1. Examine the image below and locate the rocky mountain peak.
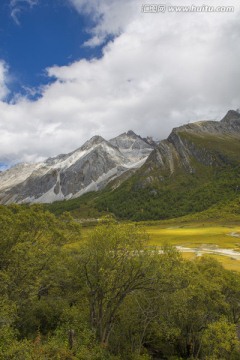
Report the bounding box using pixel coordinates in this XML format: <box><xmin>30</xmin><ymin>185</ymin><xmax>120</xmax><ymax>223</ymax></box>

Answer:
<box><xmin>221</xmin><ymin>109</ymin><xmax>240</xmax><ymax>123</ymax></box>
<box><xmin>81</xmin><ymin>135</ymin><xmax>106</xmax><ymax>150</ymax></box>
<box><xmin>126</xmin><ymin>130</ymin><xmax>138</xmax><ymax>137</ymax></box>
<box><xmin>0</xmin><ymin>130</ymin><xmax>154</xmax><ymax>204</ymax></box>
<box><xmin>167</xmin><ymin>109</ymin><xmax>240</xmax><ymax>140</ymax></box>
<box><xmin>4</xmin><ymin>107</ymin><xmax>239</xmax><ymax>206</ymax></box>
<box><xmin>142</xmin><ymin>136</ymin><xmax>158</xmax><ymax>148</ymax></box>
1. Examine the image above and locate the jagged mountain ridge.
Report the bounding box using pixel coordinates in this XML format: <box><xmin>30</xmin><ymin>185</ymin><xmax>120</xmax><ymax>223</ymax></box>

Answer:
<box><xmin>1</xmin><ymin>109</ymin><xmax>240</xmax><ymax>212</ymax></box>
<box><xmin>0</xmin><ymin>131</ymin><xmax>154</xmax><ymax>204</ymax></box>
<box><xmin>143</xmin><ymin>109</ymin><xmax>240</xmax><ymax>179</ymax></box>
<box><xmin>90</xmin><ymin>109</ymin><xmax>240</xmax><ymax>221</ymax></box>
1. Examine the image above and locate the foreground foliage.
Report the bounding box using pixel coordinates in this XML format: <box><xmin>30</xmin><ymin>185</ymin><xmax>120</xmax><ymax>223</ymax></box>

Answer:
<box><xmin>1</xmin><ymin>206</ymin><xmax>240</xmax><ymax>359</ymax></box>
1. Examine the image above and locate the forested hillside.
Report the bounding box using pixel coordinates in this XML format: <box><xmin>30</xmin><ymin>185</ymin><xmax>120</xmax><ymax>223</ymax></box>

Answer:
<box><xmin>1</xmin><ymin>205</ymin><xmax>240</xmax><ymax>359</ymax></box>
<box><xmin>46</xmin><ymin>111</ymin><xmax>240</xmax><ymax>221</ymax></box>
<box><xmin>96</xmin><ymin>165</ymin><xmax>240</xmax><ymax>221</ymax></box>
<box><xmin>95</xmin><ymin>111</ymin><xmax>240</xmax><ymax>221</ymax></box>
<box><xmin>46</xmin><ymin>164</ymin><xmax>240</xmax><ymax>221</ymax></box>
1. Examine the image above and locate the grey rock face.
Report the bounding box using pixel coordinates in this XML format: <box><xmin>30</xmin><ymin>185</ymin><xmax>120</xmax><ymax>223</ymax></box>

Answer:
<box><xmin>0</xmin><ymin>131</ymin><xmax>153</xmax><ymax>204</ymax></box>
<box><xmin>143</xmin><ymin>109</ymin><xmax>240</xmax><ymax>177</ymax></box>
<box><xmin>1</xmin><ymin>110</ymin><xmax>239</xmax><ymax>204</ymax></box>
<box><xmin>109</xmin><ymin>131</ymin><xmax>154</xmax><ymax>162</ymax></box>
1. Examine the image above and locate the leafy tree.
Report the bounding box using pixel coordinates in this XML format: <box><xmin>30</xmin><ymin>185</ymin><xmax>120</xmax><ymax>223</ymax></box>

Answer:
<box><xmin>79</xmin><ymin>219</ymin><xmax>154</xmax><ymax>346</ymax></box>
<box><xmin>0</xmin><ymin>205</ymin><xmax>82</xmax><ymax>338</ymax></box>
<box><xmin>202</xmin><ymin>317</ymin><xmax>240</xmax><ymax>359</ymax></box>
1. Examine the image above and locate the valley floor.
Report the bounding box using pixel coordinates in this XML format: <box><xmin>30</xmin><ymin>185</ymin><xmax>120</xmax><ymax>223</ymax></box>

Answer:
<box><xmin>145</xmin><ymin>222</ymin><xmax>240</xmax><ymax>272</ymax></box>
<box><xmin>79</xmin><ymin>221</ymin><xmax>240</xmax><ymax>272</ymax></box>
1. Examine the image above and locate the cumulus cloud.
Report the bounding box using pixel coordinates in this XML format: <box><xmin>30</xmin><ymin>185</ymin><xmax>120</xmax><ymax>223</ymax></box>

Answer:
<box><xmin>68</xmin><ymin>0</ymin><xmax>136</xmax><ymax>46</ymax></box>
<box><xmin>1</xmin><ymin>0</ymin><xmax>240</xmax><ymax>164</ymax></box>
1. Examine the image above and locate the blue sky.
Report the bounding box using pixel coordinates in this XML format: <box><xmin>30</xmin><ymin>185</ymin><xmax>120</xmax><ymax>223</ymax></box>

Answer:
<box><xmin>0</xmin><ymin>0</ymin><xmax>240</xmax><ymax>170</ymax></box>
<box><xmin>0</xmin><ymin>0</ymin><xmax>103</xmax><ymax>100</ymax></box>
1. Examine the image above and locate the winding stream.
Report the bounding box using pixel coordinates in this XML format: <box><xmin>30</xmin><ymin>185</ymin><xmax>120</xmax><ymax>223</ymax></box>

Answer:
<box><xmin>176</xmin><ymin>245</ymin><xmax>240</xmax><ymax>260</ymax></box>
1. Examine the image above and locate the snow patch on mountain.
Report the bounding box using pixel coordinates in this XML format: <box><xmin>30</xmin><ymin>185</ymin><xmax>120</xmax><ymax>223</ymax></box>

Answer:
<box><xmin>110</xmin><ymin>131</ymin><xmax>153</xmax><ymax>162</ymax></box>
<box><xmin>0</xmin><ymin>162</ymin><xmax>43</xmax><ymax>191</ymax></box>
<box><xmin>0</xmin><ymin>131</ymin><xmax>154</xmax><ymax>204</ymax></box>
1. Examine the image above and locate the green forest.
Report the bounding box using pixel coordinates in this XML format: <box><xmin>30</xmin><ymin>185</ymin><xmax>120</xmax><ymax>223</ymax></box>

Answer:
<box><xmin>95</xmin><ymin>165</ymin><xmax>240</xmax><ymax>221</ymax></box>
<box><xmin>1</xmin><ymin>205</ymin><xmax>240</xmax><ymax>359</ymax></box>
<box><xmin>46</xmin><ymin>165</ymin><xmax>240</xmax><ymax>222</ymax></box>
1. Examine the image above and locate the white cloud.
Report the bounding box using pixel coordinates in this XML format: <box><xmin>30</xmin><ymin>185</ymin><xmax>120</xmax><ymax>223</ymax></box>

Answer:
<box><xmin>10</xmin><ymin>0</ymin><xmax>38</xmax><ymax>25</ymax></box>
<box><xmin>68</xmin><ymin>0</ymin><xmax>136</xmax><ymax>46</ymax></box>
<box><xmin>1</xmin><ymin>0</ymin><xmax>240</xmax><ymax>164</ymax></box>
<box><xmin>0</xmin><ymin>61</ymin><xmax>10</xmax><ymax>101</ymax></box>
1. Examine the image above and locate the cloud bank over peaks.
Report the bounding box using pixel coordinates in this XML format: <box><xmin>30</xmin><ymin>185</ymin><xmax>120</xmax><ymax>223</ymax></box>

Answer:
<box><xmin>0</xmin><ymin>0</ymin><xmax>240</xmax><ymax>166</ymax></box>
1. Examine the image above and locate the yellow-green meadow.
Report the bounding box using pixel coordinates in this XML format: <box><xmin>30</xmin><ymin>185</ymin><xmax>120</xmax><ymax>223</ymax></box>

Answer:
<box><xmin>77</xmin><ymin>221</ymin><xmax>240</xmax><ymax>271</ymax></box>
<box><xmin>146</xmin><ymin>223</ymin><xmax>240</xmax><ymax>249</ymax></box>
<box><xmin>145</xmin><ymin>222</ymin><xmax>240</xmax><ymax>271</ymax></box>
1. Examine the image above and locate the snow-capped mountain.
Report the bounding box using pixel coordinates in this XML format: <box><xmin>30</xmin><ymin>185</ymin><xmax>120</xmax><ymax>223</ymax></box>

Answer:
<box><xmin>109</xmin><ymin>130</ymin><xmax>156</xmax><ymax>162</ymax></box>
<box><xmin>0</xmin><ymin>131</ymin><xmax>154</xmax><ymax>204</ymax></box>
